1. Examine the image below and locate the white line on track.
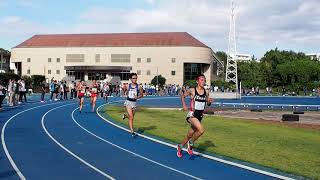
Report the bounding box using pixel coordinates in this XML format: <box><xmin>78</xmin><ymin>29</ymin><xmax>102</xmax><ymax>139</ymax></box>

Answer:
<box><xmin>71</xmin><ymin>103</ymin><xmax>203</xmax><ymax>180</ymax></box>
<box><xmin>41</xmin><ymin>103</ymin><xmax>116</xmax><ymax>180</ymax></box>
<box><xmin>96</xmin><ymin>99</ymin><xmax>295</xmax><ymax>180</ymax></box>
<box><xmin>1</xmin><ymin>101</ymin><xmax>68</xmax><ymax>180</ymax></box>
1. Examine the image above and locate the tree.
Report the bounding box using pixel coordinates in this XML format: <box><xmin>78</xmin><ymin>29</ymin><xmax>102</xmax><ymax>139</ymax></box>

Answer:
<box><xmin>0</xmin><ymin>73</ymin><xmax>20</xmax><ymax>86</ymax></box>
<box><xmin>31</xmin><ymin>75</ymin><xmax>45</xmax><ymax>86</ymax></box>
<box><xmin>22</xmin><ymin>75</ymin><xmax>32</xmax><ymax>87</ymax></box>
<box><xmin>184</xmin><ymin>80</ymin><xmax>197</xmax><ymax>88</ymax></box>
<box><xmin>151</xmin><ymin>75</ymin><xmax>166</xmax><ymax>87</ymax></box>
<box><xmin>215</xmin><ymin>51</ymin><xmax>228</xmax><ymax>70</ymax></box>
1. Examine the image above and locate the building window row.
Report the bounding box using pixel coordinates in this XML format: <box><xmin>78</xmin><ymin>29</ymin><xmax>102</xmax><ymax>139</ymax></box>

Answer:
<box><xmin>135</xmin><ymin>70</ymin><xmax>176</xmax><ymax>76</ymax></box>
<box><xmin>136</xmin><ymin>57</ymin><xmax>176</xmax><ymax>63</ymax></box>
<box><xmin>111</xmin><ymin>54</ymin><xmax>130</xmax><ymax>63</ymax></box>
<box><xmin>47</xmin><ymin>69</ymin><xmax>60</xmax><ymax>75</ymax></box>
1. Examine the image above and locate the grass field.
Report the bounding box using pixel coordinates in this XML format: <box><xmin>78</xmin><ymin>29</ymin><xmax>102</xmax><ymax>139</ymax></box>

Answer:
<box><xmin>102</xmin><ymin>106</ymin><xmax>320</xmax><ymax>179</ymax></box>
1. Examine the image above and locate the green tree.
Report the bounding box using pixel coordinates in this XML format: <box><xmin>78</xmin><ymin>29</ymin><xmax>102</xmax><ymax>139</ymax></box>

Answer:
<box><xmin>151</xmin><ymin>75</ymin><xmax>166</xmax><ymax>87</ymax></box>
<box><xmin>184</xmin><ymin>80</ymin><xmax>197</xmax><ymax>88</ymax></box>
<box><xmin>31</xmin><ymin>75</ymin><xmax>45</xmax><ymax>86</ymax></box>
<box><xmin>0</xmin><ymin>73</ymin><xmax>20</xmax><ymax>85</ymax></box>
<box><xmin>22</xmin><ymin>75</ymin><xmax>32</xmax><ymax>87</ymax></box>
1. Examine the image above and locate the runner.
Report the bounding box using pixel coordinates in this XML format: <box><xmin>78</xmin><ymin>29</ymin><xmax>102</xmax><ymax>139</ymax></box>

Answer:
<box><xmin>90</xmin><ymin>79</ymin><xmax>99</xmax><ymax>112</ymax></box>
<box><xmin>122</xmin><ymin>73</ymin><xmax>144</xmax><ymax>136</ymax></box>
<box><xmin>176</xmin><ymin>74</ymin><xmax>213</xmax><ymax>158</ymax></box>
<box><xmin>77</xmin><ymin>81</ymin><xmax>86</xmax><ymax>113</ymax></box>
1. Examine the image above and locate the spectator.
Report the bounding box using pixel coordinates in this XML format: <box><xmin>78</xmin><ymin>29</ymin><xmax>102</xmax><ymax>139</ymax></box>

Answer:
<box><xmin>40</xmin><ymin>81</ymin><xmax>46</xmax><ymax>102</ymax></box>
<box><xmin>0</xmin><ymin>80</ymin><xmax>6</xmax><ymax>111</ymax></box>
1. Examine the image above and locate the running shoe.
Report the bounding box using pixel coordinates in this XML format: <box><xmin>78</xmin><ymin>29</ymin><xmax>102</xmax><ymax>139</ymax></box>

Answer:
<box><xmin>176</xmin><ymin>144</ymin><xmax>183</xmax><ymax>158</ymax></box>
<box><xmin>122</xmin><ymin>113</ymin><xmax>126</xmax><ymax>120</ymax></box>
<box><xmin>131</xmin><ymin>131</ymin><xmax>137</xmax><ymax>137</ymax></box>
<box><xmin>187</xmin><ymin>141</ymin><xmax>193</xmax><ymax>155</ymax></box>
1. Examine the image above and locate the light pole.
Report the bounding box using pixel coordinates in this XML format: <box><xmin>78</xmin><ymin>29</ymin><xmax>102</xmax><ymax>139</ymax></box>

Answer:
<box><xmin>156</xmin><ymin>66</ymin><xmax>159</xmax><ymax>95</ymax></box>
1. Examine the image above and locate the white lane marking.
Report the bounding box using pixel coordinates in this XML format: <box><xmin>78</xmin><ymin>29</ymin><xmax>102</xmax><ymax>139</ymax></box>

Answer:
<box><xmin>1</xmin><ymin>101</ymin><xmax>67</xmax><ymax>180</ymax></box>
<box><xmin>96</xmin><ymin>102</ymin><xmax>296</xmax><ymax>180</ymax></box>
<box><xmin>72</xmin><ymin>105</ymin><xmax>203</xmax><ymax>180</ymax></box>
<box><xmin>41</xmin><ymin>103</ymin><xmax>116</xmax><ymax>180</ymax></box>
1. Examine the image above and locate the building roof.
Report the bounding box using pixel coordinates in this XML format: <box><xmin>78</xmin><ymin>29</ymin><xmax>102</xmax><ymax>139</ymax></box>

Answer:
<box><xmin>15</xmin><ymin>32</ymin><xmax>209</xmax><ymax>48</ymax></box>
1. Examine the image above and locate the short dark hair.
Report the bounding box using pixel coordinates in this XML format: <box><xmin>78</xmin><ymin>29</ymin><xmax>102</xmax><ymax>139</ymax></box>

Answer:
<box><xmin>130</xmin><ymin>73</ymin><xmax>138</xmax><ymax>79</ymax></box>
<box><xmin>195</xmin><ymin>74</ymin><xmax>205</xmax><ymax>81</ymax></box>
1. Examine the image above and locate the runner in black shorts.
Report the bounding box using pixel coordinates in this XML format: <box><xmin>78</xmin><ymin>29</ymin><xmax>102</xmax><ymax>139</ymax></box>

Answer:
<box><xmin>176</xmin><ymin>74</ymin><xmax>213</xmax><ymax>158</ymax></box>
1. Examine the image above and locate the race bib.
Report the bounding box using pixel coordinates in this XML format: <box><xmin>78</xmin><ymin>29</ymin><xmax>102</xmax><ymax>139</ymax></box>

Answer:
<box><xmin>195</xmin><ymin>101</ymin><xmax>205</xmax><ymax>110</ymax></box>
<box><xmin>80</xmin><ymin>90</ymin><xmax>85</xmax><ymax>93</ymax></box>
<box><xmin>128</xmin><ymin>90</ymin><xmax>137</xmax><ymax>99</ymax></box>
<box><xmin>92</xmin><ymin>88</ymin><xmax>97</xmax><ymax>93</ymax></box>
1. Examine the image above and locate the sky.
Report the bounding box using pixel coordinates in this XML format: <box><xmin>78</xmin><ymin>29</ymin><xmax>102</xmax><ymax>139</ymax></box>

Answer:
<box><xmin>0</xmin><ymin>0</ymin><xmax>319</xmax><ymax>59</ymax></box>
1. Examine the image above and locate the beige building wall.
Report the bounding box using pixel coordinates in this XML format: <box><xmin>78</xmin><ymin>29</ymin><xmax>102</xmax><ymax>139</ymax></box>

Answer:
<box><xmin>10</xmin><ymin>46</ymin><xmax>214</xmax><ymax>85</ymax></box>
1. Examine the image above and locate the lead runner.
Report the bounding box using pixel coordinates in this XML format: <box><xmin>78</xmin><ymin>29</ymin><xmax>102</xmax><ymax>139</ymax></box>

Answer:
<box><xmin>176</xmin><ymin>74</ymin><xmax>213</xmax><ymax>158</ymax></box>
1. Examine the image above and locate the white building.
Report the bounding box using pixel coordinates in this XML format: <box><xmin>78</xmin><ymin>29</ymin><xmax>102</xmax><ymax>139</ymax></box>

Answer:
<box><xmin>306</xmin><ymin>53</ymin><xmax>320</xmax><ymax>61</ymax></box>
<box><xmin>236</xmin><ymin>53</ymin><xmax>252</xmax><ymax>62</ymax></box>
<box><xmin>10</xmin><ymin>32</ymin><xmax>220</xmax><ymax>85</ymax></box>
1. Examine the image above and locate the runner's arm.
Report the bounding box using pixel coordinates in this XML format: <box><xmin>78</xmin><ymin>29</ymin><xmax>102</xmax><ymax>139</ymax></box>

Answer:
<box><xmin>206</xmin><ymin>89</ymin><xmax>213</xmax><ymax>106</ymax></box>
<box><xmin>181</xmin><ymin>88</ymin><xmax>193</xmax><ymax>111</ymax></box>
<box><xmin>136</xmin><ymin>86</ymin><xmax>144</xmax><ymax>99</ymax></box>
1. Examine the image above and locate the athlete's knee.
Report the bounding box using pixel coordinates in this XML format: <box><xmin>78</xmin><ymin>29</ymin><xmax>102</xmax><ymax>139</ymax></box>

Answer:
<box><xmin>199</xmin><ymin>128</ymin><xmax>205</xmax><ymax>135</ymax></box>
<box><xmin>128</xmin><ymin>115</ymin><xmax>134</xmax><ymax>120</ymax></box>
<box><xmin>187</xmin><ymin>132</ymin><xmax>193</xmax><ymax>138</ymax></box>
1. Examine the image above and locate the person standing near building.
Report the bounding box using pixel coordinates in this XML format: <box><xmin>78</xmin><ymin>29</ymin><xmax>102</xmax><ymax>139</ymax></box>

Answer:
<box><xmin>7</xmin><ymin>79</ymin><xmax>13</xmax><ymax>106</ymax></box>
<box><xmin>100</xmin><ymin>81</ymin><xmax>104</xmax><ymax>98</ymax></box>
<box><xmin>63</xmin><ymin>81</ymin><xmax>68</xmax><ymax>100</ymax></box>
<box><xmin>69</xmin><ymin>81</ymin><xmax>74</xmax><ymax>99</ymax></box>
<box><xmin>20</xmin><ymin>79</ymin><xmax>27</xmax><ymax>103</ymax></box>
<box><xmin>40</xmin><ymin>80</ymin><xmax>46</xmax><ymax>103</ymax></box>
<box><xmin>49</xmin><ymin>80</ymin><xmax>55</xmax><ymax>101</ymax></box>
<box><xmin>122</xmin><ymin>73</ymin><xmax>144</xmax><ymax>136</ymax></box>
<box><xmin>14</xmin><ymin>80</ymin><xmax>19</xmax><ymax>105</ymax></box>
<box><xmin>103</xmin><ymin>82</ymin><xmax>110</xmax><ymax>103</ymax></box>
<box><xmin>0</xmin><ymin>80</ymin><xmax>6</xmax><ymax>111</ymax></box>
<box><xmin>176</xmin><ymin>74</ymin><xmax>213</xmax><ymax>158</ymax></box>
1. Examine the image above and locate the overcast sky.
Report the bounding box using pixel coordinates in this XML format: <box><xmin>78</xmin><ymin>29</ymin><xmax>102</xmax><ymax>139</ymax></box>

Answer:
<box><xmin>0</xmin><ymin>0</ymin><xmax>319</xmax><ymax>58</ymax></box>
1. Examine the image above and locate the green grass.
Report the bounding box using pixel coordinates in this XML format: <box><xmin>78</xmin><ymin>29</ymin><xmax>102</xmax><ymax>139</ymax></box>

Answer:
<box><xmin>103</xmin><ymin>106</ymin><xmax>320</xmax><ymax>179</ymax></box>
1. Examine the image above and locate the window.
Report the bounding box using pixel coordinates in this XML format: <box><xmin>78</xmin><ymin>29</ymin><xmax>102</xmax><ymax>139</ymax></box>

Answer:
<box><xmin>111</xmin><ymin>54</ymin><xmax>130</xmax><ymax>63</ymax></box>
<box><xmin>48</xmin><ymin>58</ymin><xmax>52</xmax><ymax>62</ymax></box>
<box><xmin>137</xmin><ymin>58</ymin><xmax>141</xmax><ymax>63</ymax></box>
<box><xmin>147</xmin><ymin>58</ymin><xmax>151</xmax><ymax>63</ymax></box>
<box><xmin>172</xmin><ymin>58</ymin><xmax>176</xmax><ymax>63</ymax></box>
<box><xmin>48</xmin><ymin>70</ymin><xmax>51</xmax><ymax>74</ymax></box>
<box><xmin>27</xmin><ymin>58</ymin><xmax>31</xmax><ymax>62</ymax></box>
<box><xmin>66</xmin><ymin>54</ymin><xmax>85</xmax><ymax>62</ymax></box>
<box><xmin>27</xmin><ymin>69</ymin><xmax>30</xmax><ymax>74</ymax></box>
<box><xmin>171</xmin><ymin>70</ymin><xmax>176</xmax><ymax>76</ymax></box>
<box><xmin>95</xmin><ymin>54</ymin><xmax>100</xmax><ymax>63</ymax></box>
<box><xmin>146</xmin><ymin>70</ymin><xmax>151</xmax><ymax>75</ymax></box>
<box><xmin>57</xmin><ymin>58</ymin><xmax>60</xmax><ymax>63</ymax></box>
<box><xmin>56</xmin><ymin>70</ymin><xmax>60</xmax><ymax>74</ymax></box>
<box><xmin>137</xmin><ymin>70</ymin><xmax>141</xmax><ymax>75</ymax></box>
<box><xmin>184</xmin><ymin>63</ymin><xmax>203</xmax><ymax>81</ymax></box>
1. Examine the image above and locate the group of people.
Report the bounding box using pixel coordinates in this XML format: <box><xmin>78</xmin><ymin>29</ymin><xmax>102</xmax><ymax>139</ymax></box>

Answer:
<box><xmin>0</xmin><ymin>79</ymin><xmax>27</xmax><ymax>109</ymax></box>
<box><xmin>120</xmin><ymin>73</ymin><xmax>213</xmax><ymax>158</ymax></box>
<box><xmin>0</xmin><ymin>73</ymin><xmax>213</xmax><ymax>159</ymax></box>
